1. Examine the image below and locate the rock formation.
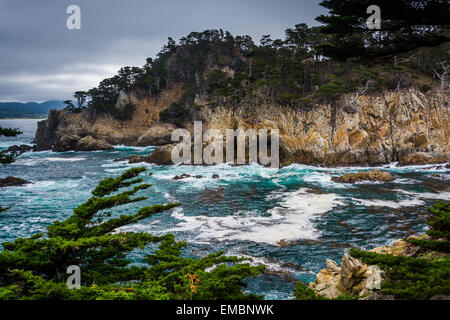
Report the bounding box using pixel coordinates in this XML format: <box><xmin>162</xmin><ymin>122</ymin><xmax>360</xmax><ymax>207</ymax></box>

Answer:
<box><xmin>309</xmin><ymin>234</ymin><xmax>441</xmax><ymax>299</ymax></box>
<box><xmin>34</xmin><ymin>88</ymin><xmax>449</xmax><ymax>166</ymax></box>
<box><xmin>0</xmin><ymin>176</ymin><xmax>30</xmax><ymax>188</ymax></box>
<box><xmin>4</xmin><ymin>144</ymin><xmax>33</xmax><ymax>156</ymax></box>
<box><xmin>33</xmin><ymin>85</ymin><xmax>184</xmax><ymax>152</ymax></box>
<box><xmin>309</xmin><ymin>254</ymin><xmax>383</xmax><ymax>299</ymax></box>
<box><xmin>331</xmin><ymin>170</ymin><xmax>395</xmax><ymax>183</ymax></box>
<box><xmin>75</xmin><ymin>136</ymin><xmax>113</xmax><ymax>151</ymax></box>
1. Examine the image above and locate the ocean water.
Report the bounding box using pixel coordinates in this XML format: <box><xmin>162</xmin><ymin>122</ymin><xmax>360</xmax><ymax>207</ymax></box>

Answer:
<box><xmin>1</xmin><ymin>119</ymin><xmax>449</xmax><ymax>299</ymax></box>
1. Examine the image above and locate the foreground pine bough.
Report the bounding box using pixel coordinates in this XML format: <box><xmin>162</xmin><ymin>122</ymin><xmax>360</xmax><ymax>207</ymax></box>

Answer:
<box><xmin>0</xmin><ymin>167</ymin><xmax>264</xmax><ymax>300</ymax></box>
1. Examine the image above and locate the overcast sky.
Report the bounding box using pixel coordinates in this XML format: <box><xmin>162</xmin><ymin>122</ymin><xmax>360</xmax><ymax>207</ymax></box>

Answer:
<box><xmin>0</xmin><ymin>0</ymin><xmax>325</xmax><ymax>102</ymax></box>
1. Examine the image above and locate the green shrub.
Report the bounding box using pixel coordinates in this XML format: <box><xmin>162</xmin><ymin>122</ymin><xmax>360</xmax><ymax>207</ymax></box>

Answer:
<box><xmin>349</xmin><ymin>248</ymin><xmax>450</xmax><ymax>300</ymax></box>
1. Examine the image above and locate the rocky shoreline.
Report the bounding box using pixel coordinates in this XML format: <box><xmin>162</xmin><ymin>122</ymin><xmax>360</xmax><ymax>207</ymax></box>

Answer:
<box><xmin>29</xmin><ymin>88</ymin><xmax>449</xmax><ymax>167</ymax></box>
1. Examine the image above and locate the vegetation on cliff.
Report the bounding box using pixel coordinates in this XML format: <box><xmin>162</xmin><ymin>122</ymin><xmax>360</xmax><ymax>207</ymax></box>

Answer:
<box><xmin>0</xmin><ymin>167</ymin><xmax>264</xmax><ymax>299</ymax></box>
<box><xmin>61</xmin><ymin>1</ymin><xmax>449</xmax><ymax>124</ymax></box>
<box><xmin>316</xmin><ymin>0</ymin><xmax>449</xmax><ymax>59</ymax></box>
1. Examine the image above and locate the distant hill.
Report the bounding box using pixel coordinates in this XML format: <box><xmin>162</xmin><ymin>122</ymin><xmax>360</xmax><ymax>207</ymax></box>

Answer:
<box><xmin>0</xmin><ymin>100</ymin><xmax>66</xmax><ymax>119</ymax></box>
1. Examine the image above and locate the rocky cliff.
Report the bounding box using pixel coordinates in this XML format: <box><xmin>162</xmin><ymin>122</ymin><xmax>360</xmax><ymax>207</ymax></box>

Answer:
<box><xmin>34</xmin><ymin>84</ymin><xmax>184</xmax><ymax>151</ymax></box>
<box><xmin>204</xmin><ymin>88</ymin><xmax>449</xmax><ymax>166</ymax></box>
<box><xmin>34</xmin><ymin>87</ymin><xmax>449</xmax><ymax>166</ymax></box>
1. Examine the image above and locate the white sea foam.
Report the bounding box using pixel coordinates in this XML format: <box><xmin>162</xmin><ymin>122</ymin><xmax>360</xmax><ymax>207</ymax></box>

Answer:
<box><xmin>303</xmin><ymin>173</ymin><xmax>349</xmax><ymax>188</ymax></box>
<box><xmin>357</xmin><ymin>198</ymin><xmax>426</xmax><ymax>209</ymax></box>
<box><xmin>162</xmin><ymin>188</ymin><xmax>344</xmax><ymax>245</ymax></box>
<box><xmin>353</xmin><ymin>189</ymin><xmax>450</xmax><ymax>208</ymax></box>
<box><xmin>113</xmin><ymin>145</ymin><xmax>156</xmax><ymax>152</ymax></box>
<box><xmin>394</xmin><ymin>189</ymin><xmax>450</xmax><ymax>201</ymax></box>
<box><xmin>43</xmin><ymin>157</ymin><xmax>86</xmax><ymax>162</ymax></box>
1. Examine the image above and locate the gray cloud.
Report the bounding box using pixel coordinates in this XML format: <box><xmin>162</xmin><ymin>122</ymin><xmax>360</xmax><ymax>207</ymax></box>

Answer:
<box><xmin>0</xmin><ymin>0</ymin><xmax>324</xmax><ymax>102</ymax></box>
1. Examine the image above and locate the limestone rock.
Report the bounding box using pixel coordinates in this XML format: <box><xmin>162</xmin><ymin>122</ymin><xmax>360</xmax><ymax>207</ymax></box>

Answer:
<box><xmin>137</xmin><ymin>124</ymin><xmax>176</xmax><ymax>146</ymax></box>
<box><xmin>147</xmin><ymin>144</ymin><xmax>176</xmax><ymax>165</ymax></box>
<box><xmin>33</xmin><ymin>88</ymin><xmax>449</xmax><ymax>166</ymax></box>
<box><xmin>340</xmin><ymin>254</ymin><xmax>367</xmax><ymax>291</ymax></box>
<box><xmin>310</xmin><ymin>254</ymin><xmax>384</xmax><ymax>299</ymax></box>
<box><xmin>53</xmin><ymin>134</ymin><xmax>81</xmax><ymax>152</ymax></box>
<box><xmin>326</xmin><ymin>259</ymin><xmax>341</xmax><ymax>275</ymax></box>
<box><xmin>331</xmin><ymin>170</ymin><xmax>395</xmax><ymax>183</ymax></box>
<box><xmin>75</xmin><ymin>136</ymin><xmax>113</xmax><ymax>151</ymax></box>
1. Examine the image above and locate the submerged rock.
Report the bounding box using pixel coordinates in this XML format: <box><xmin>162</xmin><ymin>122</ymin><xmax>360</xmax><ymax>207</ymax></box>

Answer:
<box><xmin>0</xmin><ymin>176</ymin><xmax>30</xmax><ymax>188</ymax></box>
<box><xmin>331</xmin><ymin>170</ymin><xmax>395</xmax><ymax>183</ymax></box>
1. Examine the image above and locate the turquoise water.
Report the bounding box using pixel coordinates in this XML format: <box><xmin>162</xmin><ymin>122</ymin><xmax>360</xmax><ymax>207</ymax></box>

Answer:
<box><xmin>1</xmin><ymin>119</ymin><xmax>449</xmax><ymax>299</ymax></box>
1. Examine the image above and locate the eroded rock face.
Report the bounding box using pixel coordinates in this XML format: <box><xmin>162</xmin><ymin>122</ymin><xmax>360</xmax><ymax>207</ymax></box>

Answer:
<box><xmin>34</xmin><ymin>88</ymin><xmax>449</xmax><ymax>165</ymax></box>
<box><xmin>309</xmin><ymin>254</ymin><xmax>383</xmax><ymax>299</ymax></box>
<box><xmin>75</xmin><ymin>136</ymin><xmax>113</xmax><ymax>151</ymax></box>
<box><xmin>0</xmin><ymin>176</ymin><xmax>29</xmax><ymax>188</ymax></box>
<box><xmin>33</xmin><ymin>84</ymin><xmax>185</xmax><ymax>151</ymax></box>
<box><xmin>146</xmin><ymin>144</ymin><xmax>176</xmax><ymax>165</ymax></box>
<box><xmin>137</xmin><ymin>124</ymin><xmax>176</xmax><ymax>146</ymax></box>
<box><xmin>120</xmin><ymin>144</ymin><xmax>176</xmax><ymax>165</ymax></box>
<box><xmin>309</xmin><ymin>233</ymin><xmax>447</xmax><ymax>299</ymax></box>
<box><xmin>206</xmin><ymin>88</ymin><xmax>449</xmax><ymax>166</ymax></box>
<box><xmin>331</xmin><ymin>170</ymin><xmax>395</xmax><ymax>183</ymax></box>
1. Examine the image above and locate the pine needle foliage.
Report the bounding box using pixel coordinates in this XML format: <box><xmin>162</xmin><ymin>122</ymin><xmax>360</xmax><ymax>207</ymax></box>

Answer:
<box><xmin>0</xmin><ymin>167</ymin><xmax>264</xmax><ymax>300</ymax></box>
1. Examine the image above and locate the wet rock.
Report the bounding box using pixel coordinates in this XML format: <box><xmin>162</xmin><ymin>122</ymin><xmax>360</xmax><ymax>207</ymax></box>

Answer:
<box><xmin>128</xmin><ymin>155</ymin><xmax>147</xmax><ymax>164</ymax></box>
<box><xmin>146</xmin><ymin>144</ymin><xmax>175</xmax><ymax>165</ymax></box>
<box><xmin>0</xmin><ymin>176</ymin><xmax>30</xmax><ymax>188</ymax></box>
<box><xmin>398</xmin><ymin>152</ymin><xmax>449</xmax><ymax>166</ymax></box>
<box><xmin>53</xmin><ymin>134</ymin><xmax>80</xmax><ymax>152</ymax></box>
<box><xmin>331</xmin><ymin>170</ymin><xmax>395</xmax><ymax>183</ymax></box>
<box><xmin>173</xmin><ymin>174</ymin><xmax>191</xmax><ymax>180</ymax></box>
<box><xmin>75</xmin><ymin>136</ymin><xmax>113</xmax><ymax>151</ymax></box>
<box><xmin>5</xmin><ymin>144</ymin><xmax>33</xmax><ymax>155</ymax></box>
<box><xmin>212</xmin><ymin>174</ymin><xmax>220</xmax><ymax>179</ymax></box>
<box><xmin>33</xmin><ymin>143</ymin><xmax>52</xmax><ymax>152</ymax></box>
<box><xmin>277</xmin><ymin>239</ymin><xmax>297</xmax><ymax>247</ymax></box>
